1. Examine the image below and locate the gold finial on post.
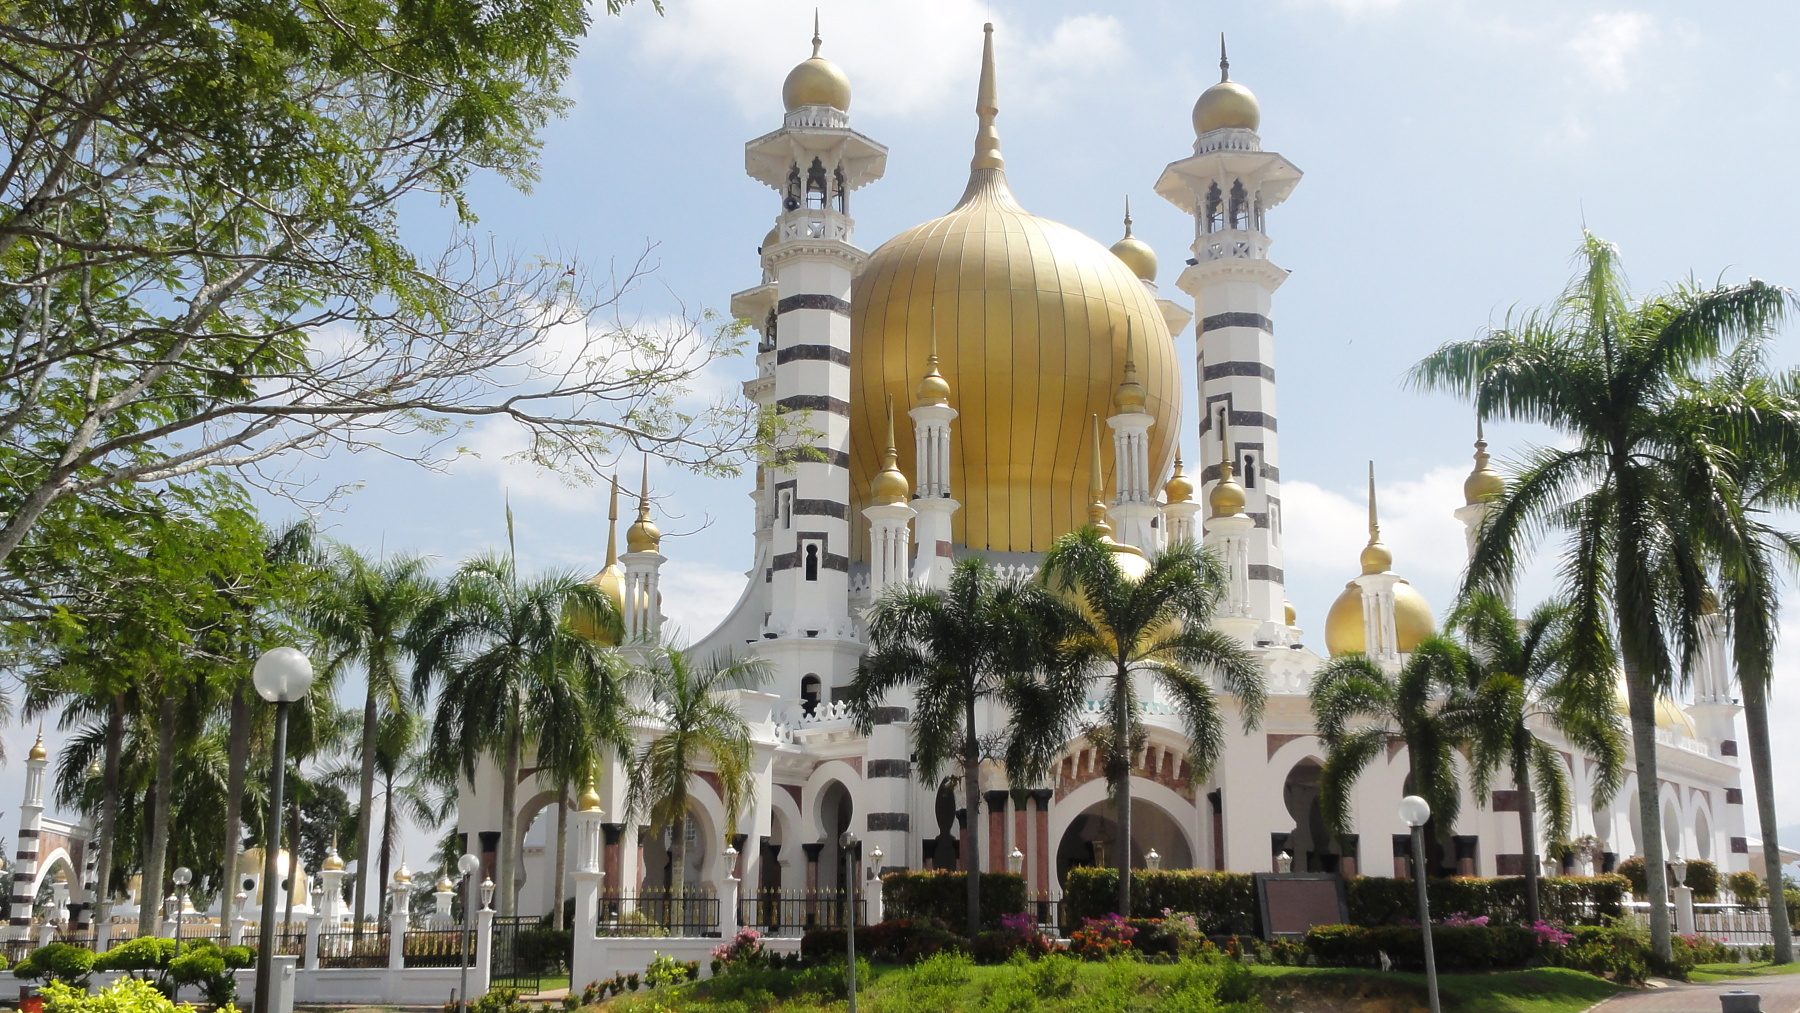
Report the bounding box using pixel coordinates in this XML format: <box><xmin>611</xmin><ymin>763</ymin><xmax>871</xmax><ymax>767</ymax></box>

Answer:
<box><xmin>971</xmin><ymin>23</ymin><xmax>1004</xmax><ymax>171</ymax></box>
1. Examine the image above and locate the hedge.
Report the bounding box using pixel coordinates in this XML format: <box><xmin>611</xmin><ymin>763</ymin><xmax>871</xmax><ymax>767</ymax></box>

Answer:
<box><xmin>1061</xmin><ymin>868</ymin><xmax>1259</xmax><ymax>935</ymax></box>
<box><xmin>1345</xmin><ymin>874</ymin><xmax>1627</xmax><ymax>926</ymax></box>
<box><xmin>1303</xmin><ymin>923</ymin><xmax>1539</xmax><ymax>974</ymax></box>
<box><xmin>1616</xmin><ymin>856</ymin><xmax>1720</xmax><ymax>900</ymax></box>
<box><xmin>880</xmin><ymin>870</ymin><xmax>1025</xmax><ymax>929</ymax></box>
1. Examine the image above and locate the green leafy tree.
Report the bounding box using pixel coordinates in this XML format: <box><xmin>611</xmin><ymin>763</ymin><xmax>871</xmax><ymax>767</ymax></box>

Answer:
<box><xmin>626</xmin><ymin>648</ymin><xmax>766</xmax><ymax>895</ymax></box>
<box><xmin>849</xmin><ymin>557</ymin><xmax>1080</xmax><ymax>936</ymax></box>
<box><xmin>1311</xmin><ymin>637</ymin><xmax>1472</xmax><ymax>875</ymax></box>
<box><xmin>1039</xmin><ymin>526</ymin><xmax>1263</xmax><ymax>915</ymax></box>
<box><xmin>1450</xmin><ymin>593</ymin><xmax>1625</xmax><ymax>924</ymax></box>
<box><xmin>1410</xmin><ymin>231</ymin><xmax>1797</xmax><ymax>957</ymax></box>
<box><xmin>310</xmin><ymin>547</ymin><xmax>437</xmax><ymax>936</ymax></box>
<box><xmin>411</xmin><ymin>553</ymin><xmax>627</xmax><ymax>916</ymax></box>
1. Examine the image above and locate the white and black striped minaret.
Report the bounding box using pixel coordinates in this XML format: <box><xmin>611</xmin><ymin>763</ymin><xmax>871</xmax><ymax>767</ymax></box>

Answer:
<box><xmin>10</xmin><ymin>730</ymin><xmax>47</xmax><ymax>939</ymax></box>
<box><xmin>1156</xmin><ymin>36</ymin><xmax>1301</xmax><ymax>629</ymax></box>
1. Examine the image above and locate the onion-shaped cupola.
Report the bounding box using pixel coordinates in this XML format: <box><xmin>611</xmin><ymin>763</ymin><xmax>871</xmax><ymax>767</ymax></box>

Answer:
<box><xmin>1192</xmin><ymin>35</ymin><xmax>1261</xmax><ymax>136</ymax></box>
<box><xmin>1324</xmin><ymin>463</ymin><xmax>1436</xmax><ymax>656</ymax></box>
<box><xmin>1110</xmin><ymin>197</ymin><xmax>1157</xmax><ymax>282</ymax></box>
<box><xmin>1463</xmin><ymin>418</ymin><xmax>1504</xmax><ymax>505</ymax></box>
<box><xmin>782</xmin><ymin>14</ymin><xmax>851</xmax><ymax>112</ymax></box>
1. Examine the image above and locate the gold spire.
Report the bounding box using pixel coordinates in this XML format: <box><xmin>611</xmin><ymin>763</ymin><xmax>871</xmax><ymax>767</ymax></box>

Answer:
<box><xmin>1463</xmin><ymin>416</ymin><xmax>1504</xmax><ymax>505</ymax></box>
<box><xmin>1087</xmin><ymin>415</ymin><xmax>1112</xmax><ymax>537</ymax></box>
<box><xmin>971</xmin><ymin>23</ymin><xmax>1003</xmax><ymax>172</ymax></box>
<box><xmin>812</xmin><ymin>7</ymin><xmax>821</xmax><ymax>57</ymax></box>
<box><xmin>1210</xmin><ymin>426</ymin><xmax>1246</xmax><ymax>518</ymax></box>
<box><xmin>1360</xmin><ymin>461</ymin><xmax>1393</xmax><ymax>574</ymax></box>
<box><xmin>27</xmin><ymin>725</ymin><xmax>45</xmax><ymax>762</ymax></box>
<box><xmin>1220</xmin><ymin>32</ymin><xmax>1230</xmax><ymax>82</ymax></box>
<box><xmin>1110</xmin><ymin>195</ymin><xmax>1158</xmax><ymax>282</ymax></box>
<box><xmin>1113</xmin><ymin>320</ymin><xmax>1148</xmax><ymax>413</ymax></box>
<box><xmin>605</xmin><ymin>472</ymin><xmax>620</xmax><ymax>566</ymax></box>
<box><xmin>1163</xmin><ymin>452</ymin><xmax>1194</xmax><ymax>504</ymax></box>
<box><xmin>578</xmin><ymin>773</ymin><xmax>603</xmax><ymax>813</ymax></box>
<box><xmin>871</xmin><ymin>395</ymin><xmax>910</xmax><ymax>505</ymax></box>
<box><xmin>322</xmin><ymin>834</ymin><xmax>345</xmax><ymax>871</ymax></box>
<box><xmin>625</xmin><ymin>456</ymin><xmax>662</xmax><ymax>552</ymax></box>
<box><xmin>915</xmin><ymin>319</ymin><xmax>952</xmax><ymax>406</ymax></box>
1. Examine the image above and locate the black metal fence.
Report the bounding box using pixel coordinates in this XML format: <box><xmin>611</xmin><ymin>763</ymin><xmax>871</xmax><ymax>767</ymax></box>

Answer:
<box><xmin>595</xmin><ymin>892</ymin><xmax>720</xmax><ymax>937</ymax></box>
<box><xmin>316</xmin><ymin>930</ymin><xmax>389</xmax><ymax>968</ymax></box>
<box><xmin>242</xmin><ymin>931</ymin><xmax>308</xmax><ymax>957</ymax></box>
<box><xmin>489</xmin><ymin>915</ymin><xmax>545</xmax><ymax>994</ymax></box>
<box><xmin>737</xmin><ymin>890</ymin><xmax>853</xmax><ymax>936</ymax></box>
<box><xmin>402</xmin><ymin>927</ymin><xmax>475</xmax><ymax>968</ymax></box>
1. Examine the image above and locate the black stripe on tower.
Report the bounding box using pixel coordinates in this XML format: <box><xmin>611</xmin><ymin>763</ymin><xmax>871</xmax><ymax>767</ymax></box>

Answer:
<box><xmin>1201</xmin><ymin>463</ymin><xmax>1279</xmax><ymax>483</ymax></box>
<box><xmin>776</xmin><ymin>345</ymin><xmax>852</xmax><ymax>366</ymax></box>
<box><xmin>1249</xmin><ymin>564</ymin><xmax>1285</xmax><ymax>582</ymax></box>
<box><xmin>777</xmin><ymin>294</ymin><xmax>852</xmax><ymax>315</ymax></box>
<box><xmin>776</xmin><ymin>394</ymin><xmax>850</xmax><ymax>417</ymax></box>
<box><xmin>1202</xmin><ymin>361</ymin><xmax>1277</xmax><ymax>382</ymax></box>
<box><xmin>1198</xmin><ymin>410</ymin><xmax>1276</xmax><ymax>434</ymax></box>
<box><xmin>771</xmin><ymin>448</ymin><xmax>851</xmax><ymax>469</ymax></box>
<box><xmin>1200</xmin><ymin>312</ymin><xmax>1274</xmax><ymax>333</ymax></box>
<box><xmin>792</xmin><ymin>499</ymin><xmax>848</xmax><ymax>520</ymax></box>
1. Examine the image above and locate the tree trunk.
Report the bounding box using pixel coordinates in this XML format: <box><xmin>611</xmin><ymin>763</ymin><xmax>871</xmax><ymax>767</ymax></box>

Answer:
<box><xmin>670</xmin><ymin>803</ymin><xmax>687</xmax><ymax>898</ymax></box>
<box><xmin>379</xmin><ymin>767</ymin><xmax>395</xmax><ymax>918</ymax></box>
<box><xmin>1517</xmin><ymin>763</ymin><xmax>1542</xmax><ymax>926</ymax></box>
<box><xmin>352</xmin><ymin>679</ymin><xmax>380</xmax><ymax>940</ymax></box>
<box><xmin>962</xmin><ymin>690</ymin><xmax>982</xmax><ymax>938</ymax></box>
<box><xmin>1111</xmin><ymin>664</ymin><xmax>1133</xmax><ymax>917</ymax></box>
<box><xmin>220</xmin><ymin>682</ymin><xmax>252</xmax><ymax>932</ymax></box>
<box><xmin>92</xmin><ymin>695</ymin><xmax>125</xmax><ymax>933</ymax></box>
<box><xmin>1740</xmin><ymin>673</ymin><xmax>1793</xmax><ymax>963</ymax></box>
<box><xmin>139</xmin><ymin>689</ymin><xmax>179</xmax><ymax>936</ymax></box>
<box><xmin>1621</xmin><ymin>652</ymin><xmax>1672</xmax><ymax>960</ymax></box>
<box><xmin>498</xmin><ymin>721</ymin><xmax>522</xmax><ymax>917</ymax></box>
<box><xmin>284</xmin><ymin>791</ymin><xmax>299</xmax><ymax>930</ymax></box>
<box><xmin>551</xmin><ymin>793</ymin><xmax>568</xmax><ymax>930</ymax></box>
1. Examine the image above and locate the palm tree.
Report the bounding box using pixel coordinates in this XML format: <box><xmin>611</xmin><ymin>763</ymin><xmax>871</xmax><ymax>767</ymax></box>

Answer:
<box><xmin>411</xmin><ymin>552</ymin><xmax>626</xmax><ymax>917</ymax></box>
<box><xmin>1450</xmin><ymin>593</ymin><xmax>1625</xmax><ymax>925</ymax></box>
<box><xmin>626</xmin><ymin>648</ymin><xmax>766</xmax><ymax>896</ymax></box>
<box><xmin>1039</xmin><ymin>526</ymin><xmax>1264</xmax><ymax>915</ymax></box>
<box><xmin>1311</xmin><ymin>637</ymin><xmax>1473</xmax><ymax>876</ymax></box>
<box><xmin>310</xmin><ymin>547</ymin><xmax>436</xmax><ymax>936</ymax></box>
<box><xmin>848</xmin><ymin>557</ymin><xmax>1081</xmax><ymax>936</ymax></box>
<box><xmin>1692</xmin><ymin>345</ymin><xmax>1800</xmax><ymax>963</ymax></box>
<box><xmin>323</xmin><ymin>710</ymin><xmax>454</xmax><ymax>919</ymax></box>
<box><xmin>1410</xmin><ymin>232</ymin><xmax>1795</xmax><ymax>957</ymax></box>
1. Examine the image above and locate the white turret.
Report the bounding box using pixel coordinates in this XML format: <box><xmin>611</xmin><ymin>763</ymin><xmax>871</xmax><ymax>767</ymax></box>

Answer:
<box><xmin>908</xmin><ymin>334</ymin><xmax>958</xmax><ymax>588</ymax></box>
<box><xmin>1108</xmin><ymin>324</ymin><xmax>1159</xmax><ymax>552</ymax></box>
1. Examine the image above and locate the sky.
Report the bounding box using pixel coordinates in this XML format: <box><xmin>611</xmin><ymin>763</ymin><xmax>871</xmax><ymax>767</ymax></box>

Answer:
<box><xmin>7</xmin><ymin>0</ymin><xmax>1800</xmax><ymax>880</ymax></box>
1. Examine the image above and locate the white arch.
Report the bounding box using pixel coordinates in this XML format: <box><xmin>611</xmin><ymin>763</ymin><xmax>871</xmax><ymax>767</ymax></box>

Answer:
<box><xmin>1688</xmin><ymin>789</ymin><xmax>1717</xmax><ymax>864</ymax></box>
<box><xmin>800</xmin><ymin>760</ymin><xmax>864</xmax><ymax>841</ymax></box>
<box><xmin>1659</xmin><ymin>781</ymin><xmax>1684</xmax><ymax>854</ymax></box>
<box><xmin>1047</xmin><ymin>776</ymin><xmax>1200</xmax><ymax>872</ymax></box>
<box><xmin>27</xmin><ymin>846</ymin><xmax>74</xmax><ymax>910</ymax></box>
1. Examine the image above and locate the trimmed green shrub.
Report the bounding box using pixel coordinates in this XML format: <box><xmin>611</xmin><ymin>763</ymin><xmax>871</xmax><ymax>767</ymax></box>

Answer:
<box><xmin>1684</xmin><ymin>858</ymin><xmax>1720</xmax><ymax>901</ymax></box>
<box><xmin>92</xmin><ymin>936</ymin><xmax>179</xmax><ymax>982</ymax></box>
<box><xmin>1061</xmin><ymin>867</ymin><xmax>1260</xmax><ymax>934</ymax></box>
<box><xmin>801</xmin><ymin>917</ymin><xmax>967</xmax><ymax>966</ymax></box>
<box><xmin>40</xmin><ymin>978</ymin><xmax>201</xmax><ymax>1013</ymax></box>
<box><xmin>1726</xmin><ymin>870</ymin><xmax>1766</xmax><ymax>907</ymax></box>
<box><xmin>1345</xmin><ymin>874</ymin><xmax>1625</xmax><ymax>926</ymax></box>
<box><xmin>13</xmin><ymin>942</ymin><xmax>96</xmax><ymax>988</ymax></box>
<box><xmin>512</xmin><ymin>927</ymin><xmax>571</xmax><ymax>972</ymax></box>
<box><xmin>880</xmin><ymin>870</ymin><xmax>1025</xmax><ymax>929</ymax></box>
<box><xmin>1301</xmin><ymin>923</ymin><xmax>1538</xmax><ymax>974</ymax></box>
<box><xmin>1617</xmin><ymin>856</ymin><xmax>1648</xmax><ymax>895</ymax></box>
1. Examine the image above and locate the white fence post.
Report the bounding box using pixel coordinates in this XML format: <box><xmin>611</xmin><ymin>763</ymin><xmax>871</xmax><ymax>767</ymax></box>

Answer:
<box><xmin>303</xmin><ymin>912</ymin><xmax>322</xmax><ymax>970</ymax></box>
<box><xmin>569</xmin><ymin>781</ymin><xmax>606</xmax><ymax>988</ymax></box>
<box><xmin>1673</xmin><ymin>885</ymin><xmax>1697</xmax><ymax>936</ymax></box>
<box><xmin>719</xmin><ymin>846</ymin><xmax>741</xmax><ymax>942</ymax></box>
<box><xmin>474</xmin><ymin>907</ymin><xmax>494</xmax><ymax>997</ymax></box>
<box><xmin>388</xmin><ymin>865</ymin><xmax>412</xmax><ymax>974</ymax></box>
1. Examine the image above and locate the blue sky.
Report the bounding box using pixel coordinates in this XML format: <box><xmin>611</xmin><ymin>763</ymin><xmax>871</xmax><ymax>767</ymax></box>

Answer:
<box><xmin>9</xmin><ymin>0</ymin><xmax>1800</xmax><ymax>879</ymax></box>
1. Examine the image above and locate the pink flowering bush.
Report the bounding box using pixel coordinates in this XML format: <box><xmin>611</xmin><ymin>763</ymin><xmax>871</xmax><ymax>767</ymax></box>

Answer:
<box><xmin>1439</xmin><ymin>912</ymin><xmax>1490</xmax><ymax>927</ymax></box>
<box><xmin>1069</xmin><ymin>913</ymin><xmax>1136</xmax><ymax>959</ymax></box>
<box><xmin>709</xmin><ymin>927</ymin><xmax>765</xmax><ymax>969</ymax></box>
<box><xmin>1532</xmin><ymin>920</ymin><xmax>1574</xmax><ymax>948</ymax></box>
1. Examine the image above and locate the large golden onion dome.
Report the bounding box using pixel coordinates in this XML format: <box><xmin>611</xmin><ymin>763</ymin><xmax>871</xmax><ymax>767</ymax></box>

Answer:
<box><xmin>1612</xmin><ymin>685</ymin><xmax>1698</xmax><ymax>737</ymax></box>
<box><xmin>1323</xmin><ymin>464</ymin><xmax>1436</xmax><ymax>657</ymax></box>
<box><xmin>782</xmin><ymin>19</ymin><xmax>850</xmax><ymax>113</ymax></box>
<box><xmin>1109</xmin><ymin>198</ymin><xmax>1157</xmax><ymax>283</ymax></box>
<box><xmin>850</xmin><ymin>24</ymin><xmax>1178</xmax><ymax>555</ymax></box>
<box><xmin>1463</xmin><ymin>420</ymin><xmax>1504</xmax><ymax>505</ymax></box>
<box><xmin>1192</xmin><ymin>37</ymin><xmax>1260</xmax><ymax>136</ymax></box>
<box><xmin>575</xmin><ymin>475</ymin><xmax>627</xmax><ymax>645</ymax></box>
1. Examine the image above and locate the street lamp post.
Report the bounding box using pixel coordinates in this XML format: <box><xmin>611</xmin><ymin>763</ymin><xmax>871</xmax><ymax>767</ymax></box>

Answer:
<box><xmin>1399</xmin><ymin>795</ymin><xmax>1440</xmax><ymax>1013</ymax></box>
<box><xmin>840</xmin><ymin>830</ymin><xmax>858</xmax><ymax>1013</ymax></box>
<box><xmin>456</xmin><ymin>853</ymin><xmax>481</xmax><ymax>1013</ymax></box>
<box><xmin>172</xmin><ymin>867</ymin><xmax>192</xmax><ymax>958</ymax></box>
<box><xmin>251</xmin><ymin>647</ymin><xmax>315</xmax><ymax>1013</ymax></box>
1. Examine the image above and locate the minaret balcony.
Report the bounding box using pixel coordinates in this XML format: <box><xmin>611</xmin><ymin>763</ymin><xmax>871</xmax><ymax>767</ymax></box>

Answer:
<box><xmin>1193</xmin><ymin>227</ymin><xmax>1270</xmax><ymax>263</ymax></box>
<box><xmin>778</xmin><ymin>207</ymin><xmax>853</xmax><ymax>245</ymax></box>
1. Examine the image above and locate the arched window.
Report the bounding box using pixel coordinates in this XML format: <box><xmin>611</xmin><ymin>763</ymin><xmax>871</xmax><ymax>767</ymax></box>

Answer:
<box><xmin>832</xmin><ymin>164</ymin><xmax>848</xmax><ymax>213</ymax></box>
<box><xmin>1242</xmin><ymin>452</ymin><xmax>1257</xmax><ymax>489</ymax></box>
<box><xmin>804</xmin><ymin>542</ymin><xmax>820</xmax><ymax>581</ymax></box>
<box><xmin>778</xmin><ymin>490</ymin><xmax>793</xmax><ymax>529</ymax></box>
<box><xmin>1229</xmin><ymin>180</ymin><xmax>1249</xmax><ymax>230</ymax></box>
<box><xmin>800</xmin><ymin>674</ymin><xmax>821</xmax><ymax>717</ymax></box>
<box><xmin>805</xmin><ymin>157</ymin><xmax>829</xmax><ymax>210</ymax></box>
<box><xmin>1204</xmin><ymin>183</ymin><xmax>1223</xmax><ymax>234</ymax></box>
<box><xmin>784</xmin><ymin>164</ymin><xmax>802</xmax><ymax>211</ymax></box>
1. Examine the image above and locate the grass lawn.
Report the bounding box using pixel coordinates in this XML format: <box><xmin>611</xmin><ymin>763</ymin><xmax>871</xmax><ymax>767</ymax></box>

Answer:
<box><xmin>589</xmin><ymin>958</ymin><xmax>1622</xmax><ymax>1012</ymax></box>
<box><xmin>1691</xmin><ymin>960</ymin><xmax>1800</xmax><ymax>982</ymax></box>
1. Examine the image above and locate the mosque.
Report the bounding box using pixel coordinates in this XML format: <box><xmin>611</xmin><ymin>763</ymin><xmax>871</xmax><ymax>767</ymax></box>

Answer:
<box><xmin>459</xmin><ymin>23</ymin><xmax>1755</xmax><ymax>919</ymax></box>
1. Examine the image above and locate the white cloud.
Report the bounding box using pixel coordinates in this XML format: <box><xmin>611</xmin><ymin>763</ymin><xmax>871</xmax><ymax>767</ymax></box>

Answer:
<box><xmin>1566</xmin><ymin>11</ymin><xmax>1658</xmax><ymax>93</ymax></box>
<box><xmin>659</xmin><ymin>559</ymin><xmax>752</xmax><ymax>642</ymax></box>
<box><xmin>1287</xmin><ymin>0</ymin><xmax>1411</xmax><ymax>16</ymax></box>
<box><xmin>1281</xmin><ymin>465</ymin><xmax>1472</xmax><ymax>582</ymax></box>
<box><xmin>453</xmin><ymin>418</ymin><xmax>605</xmax><ymax>513</ymax></box>
<box><xmin>605</xmin><ymin>1</ymin><xmax>1128</xmax><ymax>119</ymax></box>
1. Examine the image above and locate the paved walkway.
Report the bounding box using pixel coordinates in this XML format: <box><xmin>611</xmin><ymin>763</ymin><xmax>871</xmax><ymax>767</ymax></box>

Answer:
<box><xmin>1592</xmin><ymin>976</ymin><xmax>1800</xmax><ymax>1011</ymax></box>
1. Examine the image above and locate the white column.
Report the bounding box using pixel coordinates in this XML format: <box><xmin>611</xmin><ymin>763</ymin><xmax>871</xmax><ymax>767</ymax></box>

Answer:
<box><xmin>1355</xmin><ymin>573</ymin><xmax>1403</xmax><ymax>667</ymax></box>
<box><xmin>909</xmin><ymin>399</ymin><xmax>959</xmax><ymax>589</ymax></box>
<box><xmin>1109</xmin><ymin>409</ymin><xmax>1158</xmax><ymax>551</ymax></box>
<box><xmin>1206</xmin><ymin>513</ymin><xmax>1257</xmax><ymax>643</ymax></box>
<box><xmin>387</xmin><ymin>870</ymin><xmax>411</xmax><ymax>972</ymax></box>
<box><xmin>621</xmin><ymin>549</ymin><xmax>665</xmax><ymax>644</ymax></box>
<box><xmin>864</xmin><ymin>502</ymin><xmax>915</xmax><ymax>596</ymax></box>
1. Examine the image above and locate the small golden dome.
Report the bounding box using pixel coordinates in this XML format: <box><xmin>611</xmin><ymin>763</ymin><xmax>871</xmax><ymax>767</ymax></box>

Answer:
<box><xmin>1612</xmin><ymin>685</ymin><xmax>1698</xmax><ymax>737</ymax></box>
<box><xmin>1163</xmin><ymin>454</ymin><xmax>1194</xmax><ymax>504</ymax></box>
<box><xmin>393</xmin><ymin>863</ymin><xmax>412</xmax><ymax>885</ymax></box>
<box><xmin>578</xmin><ymin>776</ymin><xmax>603</xmax><ymax>812</ymax></box>
<box><xmin>27</xmin><ymin>729</ymin><xmax>46</xmax><ymax>762</ymax></box>
<box><xmin>625</xmin><ymin>458</ymin><xmax>661</xmax><ymax>553</ymax></box>
<box><xmin>54</xmin><ymin>867</ymin><xmax>69</xmax><ymax>885</ymax></box>
<box><xmin>1192</xmin><ymin>37</ymin><xmax>1260</xmax><ymax>136</ymax></box>
<box><xmin>1324</xmin><ymin>579</ymin><xmax>1437</xmax><ymax>657</ymax></box>
<box><xmin>1463</xmin><ymin>421</ymin><xmax>1504</xmax><ymax>505</ymax></box>
<box><xmin>760</xmin><ymin>225</ymin><xmax>779</xmax><ymax>253</ymax></box>
<box><xmin>435</xmin><ymin>875</ymin><xmax>455</xmax><ymax>892</ymax></box>
<box><xmin>1210</xmin><ymin>457</ymin><xmax>1246</xmax><ymax>518</ymax></box>
<box><xmin>1284</xmin><ymin>600</ymin><xmax>1297</xmax><ymax>627</ymax></box>
<box><xmin>321</xmin><ymin>847</ymin><xmax>345</xmax><ymax>872</ymax></box>
<box><xmin>914</xmin><ymin>329</ymin><xmax>952</xmax><ymax>406</ymax></box>
<box><xmin>1110</xmin><ymin>197</ymin><xmax>1156</xmax><ymax>282</ymax></box>
<box><xmin>870</xmin><ymin>398</ymin><xmax>910</xmax><ymax>505</ymax></box>
<box><xmin>1112</xmin><ymin>322</ymin><xmax>1148</xmax><ymax>414</ymax></box>
<box><xmin>782</xmin><ymin>20</ymin><xmax>851</xmax><ymax>113</ymax></box>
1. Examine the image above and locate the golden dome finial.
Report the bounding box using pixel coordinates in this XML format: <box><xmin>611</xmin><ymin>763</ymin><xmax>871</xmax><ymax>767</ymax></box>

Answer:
<box><xmin>323</xmin><ymin>834</ymin><xmax>345</xmax><ymax>871</ymax></box>
<box><xmin>1110</xmin><ymin>195</ymin><xmax>1158</xmax><ymax>281</ymax></box>
<box><xmin>915</xmin><ymin>316</ymin><xmax>952</xmax><ymax>406</ymax></box>
<box><xmin>1360</xmin><ymin>461</ymin><xmax>1393</xmax><ymax>575</ymax></box>
<box><xmin>1113</xmin><ymin>320</ymin><xmax>1147</xmax><ymax>413</ymax></box>
<box><xmin>578</xmin><ymin>774</ymin><xmax>603</xmax><ymax>812</ymax></box>
<box><xmin>1209</xmin><ymin>434</ymin><xmax>1246</xmax><ymax>518</ymax></box>
<box><xmin>1163</xmin><ymin>452</ymin><xmax>1194</xmax><ymax>503</ymax></box>
<box><xmin>971</xmin><ymin>23</ymin><xmax>1003</xmax><ymax>172</ymax></box>
<box><xmin>28</xmin><ymin>725</ymin><xmax>45</xmax><ymax>762</ymax></box>
<box><xmin>1220</xmin><ymin>32</ymin><xmax>1230</xmax><ymax>83</ymax></box>
<box><xmin>782</xmin><ymin>11</ymin><xmax>851</xmax><ymax>112</ymax></box>
<box><xmin>1087</xmin><ymin>414</ymin><xmax>1112</xmax><ymax>537</ymax></box>
<box><xmin>871</xmin><ymin>395</ymin><xmax>911</xmax><ymax>505</ymax></box>
<box><xmin>1463</xmin><ymin>416</ymin><xmax>1504</xmax><ymax>505</ymax></box>
<box><xmin>605</xmin><ymin>473</ymin><xmax>620</xmax><ymax>566</ymax></box>
<box><xmin>1193</xmin><ymin>33</ymin><xmax>1260</xmax><ymax>135</ymax></box>
<box><xmin>812</xmin><ymin>7</ymin><xmax>821</xmax><ymax>58</ymax></box>
<box><xmin>625</xmin><ymin>455</ymin><xmax>661</xmax><ymax>552</ymax></box>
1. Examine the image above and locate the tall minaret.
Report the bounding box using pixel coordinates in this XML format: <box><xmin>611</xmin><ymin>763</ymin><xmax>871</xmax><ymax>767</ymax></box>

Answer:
<box><xmin>909</xmin><ymin>334</ymin><xmax>958</xmax><ymax>589</ymax></box>
<box><xmin>1454</xmin><ymin>419</ymin><xmax>1513</xmax><ymax>609</ymax></box>
<box><xmin>1108</xmin><ymin>324</ymin><xmax>1158</xmax><ymax>552</ymax></box>
<box><xmin>1156</xmin><ymin>36</ymin><xmax>1302</xmax><ymax>629</ymax></box>
<box><xmin>1354</xmin><ymin>464</ymin><xmax>1403</xmax><ymax>667</ymax></box>
<box><xmin>621</xmin><ymin>459</ymin><xmax>664</xmax><ymax>644</ymax></box>
<box><xmin>10</xmin><ymin>730</ymin><xmax>47</xmax><ymax>939</ymax></box>
<box><xmin>744</xmin><ymin>19</ymin><xmax>886</xmax><ymax>642</ymax></box>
